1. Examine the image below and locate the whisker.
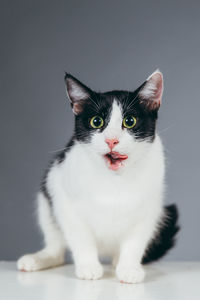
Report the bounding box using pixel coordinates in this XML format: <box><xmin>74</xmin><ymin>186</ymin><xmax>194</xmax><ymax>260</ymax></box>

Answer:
<box><xmin>88</xmin><ymin>95</ymin><xmax>100</xmax><ymax>110</ymax></box>
<box><xmin>125</xmin><ymin>88</ymin><xmax>142</xmax><ymax>111</ymax></box>
<box><xmin>126</xmin><ymin>94</ymin><xmax>139</xmax><ymax>110</ymax></box>
<box><xmin>157</xmin><ymin>124</ymin><xmax>175</xmax><ymax>135</ymax></box>
<box><xmin>48</xmin><ymin>147</ymin><xmax>67</xmax><ymax>154</ymax></box>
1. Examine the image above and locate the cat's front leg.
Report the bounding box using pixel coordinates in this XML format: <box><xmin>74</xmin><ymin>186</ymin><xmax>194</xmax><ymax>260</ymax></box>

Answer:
<box><xmin>62</xmin><ymin>218</ymin><xmax>103</xmax><ymax>280</ymax></box>
<box><xmin>55</xmin><ymin>199</ymin><xmax>103</xmax><ymax>280</ymax></box>
<box><xmin>72</xmin><ymin>235</ymin><xmax>103</xmax><ymax>281</ymax></box>
<box><xmin>116</xmin><ymin>219</ymin><xmax>158</xmax><ymax>284</ymax></box>
<box><xmin>48</xmin><ymin>167</ymin><xmax>103</xmax><ymax>280</ymax></box>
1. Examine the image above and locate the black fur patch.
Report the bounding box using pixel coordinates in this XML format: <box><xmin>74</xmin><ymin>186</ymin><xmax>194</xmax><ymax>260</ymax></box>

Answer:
<box><xmin>142</xmin><ymin>204</ymin><xmax>180</xmax><ymax>264</ymax></box>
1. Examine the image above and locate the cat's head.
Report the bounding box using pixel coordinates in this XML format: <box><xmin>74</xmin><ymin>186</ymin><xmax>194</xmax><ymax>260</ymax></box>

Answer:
<box><xmin>65</xmin><ymin>71</ymin><xmax>163</xmax><ymax>171</ymax></box>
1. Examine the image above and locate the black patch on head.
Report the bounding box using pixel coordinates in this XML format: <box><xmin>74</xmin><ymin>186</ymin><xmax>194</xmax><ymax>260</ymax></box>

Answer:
<box><xmin>73</xmin><ymin>88</ymin><xmax>157</xmax><ymax>143</ymax></box>
<box><xmin>65</xmin><ymin>74</ymin><xmax>162</xmax><ymax>144</ymax></box>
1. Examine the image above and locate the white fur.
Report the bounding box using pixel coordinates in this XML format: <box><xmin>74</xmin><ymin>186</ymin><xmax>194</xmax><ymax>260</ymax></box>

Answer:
<box><xmin>18</xmin><ymin>100</ymin><xmax>165</xmax><ymax>283</ymax></box>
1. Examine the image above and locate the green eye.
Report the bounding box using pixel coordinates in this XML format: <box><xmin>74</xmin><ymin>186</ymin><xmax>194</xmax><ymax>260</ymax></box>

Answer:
<box><xmin>123</xmin><ymin>115</ymin><xmax>137</xmax><ymax>129</ymax></box>
<box><xmin>90</xmin><ymin>116</ymin><xmax>104</xmax><ymax>129</ymax></box>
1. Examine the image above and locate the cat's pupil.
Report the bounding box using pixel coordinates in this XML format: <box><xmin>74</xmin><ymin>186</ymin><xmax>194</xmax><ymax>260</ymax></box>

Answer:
<box><xmin>125</xmin><ymin>116</ymin><xmax>134</xmax><ymax>126</ymax></box>
<box><xmin>93</xmin><ymin>117</ymin><xmax>102</xmax><ymax>127</ymax></box>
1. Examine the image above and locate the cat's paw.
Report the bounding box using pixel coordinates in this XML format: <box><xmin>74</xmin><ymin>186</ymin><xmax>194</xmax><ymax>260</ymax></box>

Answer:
<box><xmin>116</xmin><ymin>264</ymin><xmax>145</xmax><ymax>284</ymax></box>
<box><xmin>75</xmin><ymin>262</ymin><xmax>103</xmax><ymax>280</ymax></box>
<box><xmin>17</xmin><ymin>254</ymin><xmax>45</xmax><ymax>272</ymax></box>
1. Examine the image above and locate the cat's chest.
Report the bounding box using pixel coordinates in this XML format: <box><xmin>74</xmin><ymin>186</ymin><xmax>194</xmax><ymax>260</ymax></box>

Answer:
<box><xmin>72</xmin><ymin>180</ymin><xmax>143</xmax><ymax>248</ymax></box>
<box><xmin>69</xmin><ymin>163</ymin><xmax>141</xmax><ymax>205</ymax></box>
<box><xmin>68</xmin><ymin>166</ymin><xmax>143</xmax><ymax>233</ymax></box>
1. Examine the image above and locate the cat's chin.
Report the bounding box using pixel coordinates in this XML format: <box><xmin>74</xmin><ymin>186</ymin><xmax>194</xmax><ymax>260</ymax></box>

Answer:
<box><xmin>104</xmin><ymin>151</ymin><xmax>128</xmax><ymax>171</ymax></box>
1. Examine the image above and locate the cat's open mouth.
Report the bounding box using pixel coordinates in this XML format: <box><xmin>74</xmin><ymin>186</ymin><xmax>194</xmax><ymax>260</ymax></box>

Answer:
<box><xmin>104</xmin><ymin>151</ymin><xmax>128</xmax><ymax>171</ymax></box>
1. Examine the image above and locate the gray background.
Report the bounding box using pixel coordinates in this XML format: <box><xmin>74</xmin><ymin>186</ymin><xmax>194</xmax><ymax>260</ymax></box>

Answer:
<box><xmin>0</xmin><ymin>0</ymin><xmax>200</xmax><ymax>261</ymax></box>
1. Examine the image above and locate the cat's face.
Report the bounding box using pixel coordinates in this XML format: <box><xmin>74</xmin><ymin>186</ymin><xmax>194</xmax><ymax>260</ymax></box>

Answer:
<box><xmin>65</xmin><ymin>71</ymin><xmax>163</xmax><ymax>171</ymax></box>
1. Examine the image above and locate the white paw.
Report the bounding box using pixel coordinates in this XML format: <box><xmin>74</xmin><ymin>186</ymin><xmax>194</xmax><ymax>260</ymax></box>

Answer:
<box><xmin>17</xmin><ymin>254</ymin><xmax>44</xmax><ymax>272</ymax></box>
<box><xmin>116</xmin><ymin>264</ymin><xmax>145</xmax><ymax>284</ymax></box>
<box><xmin>75</xmin><ymin>262</ymin><xmax>103</xmax><ymax>280</ymax></box>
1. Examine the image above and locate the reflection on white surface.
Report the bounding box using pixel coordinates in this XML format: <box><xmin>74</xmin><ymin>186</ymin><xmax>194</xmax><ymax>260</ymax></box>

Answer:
<box><xmin>0</xmin><ymin>262</ymin><xmax>200</xmax><ymax>300</ymax></box>
<box><xmin>16</xmin><ymin>265</ymin><xmax>146</xmax><ymax>300</ymax></box>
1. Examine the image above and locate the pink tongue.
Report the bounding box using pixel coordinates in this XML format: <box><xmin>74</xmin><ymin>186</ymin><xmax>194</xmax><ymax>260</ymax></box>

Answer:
<box><xmin>111</xmin><ymin>152</ymin><xmax>128</xmax><ymax>160</ymax></box>
<box><xmin>107</xmin><ymin>152</ymin><xmax>128</xmax><ymax>171</ymax></box>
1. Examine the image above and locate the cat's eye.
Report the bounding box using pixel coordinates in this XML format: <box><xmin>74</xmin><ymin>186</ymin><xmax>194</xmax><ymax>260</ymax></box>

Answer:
<box><xmin>90</xmin><ymin>116</ymin><xmax>104</xmax><ymax>129</ymax></box>
<box><xmin>123</xmin><ymin>115</ymin><xmax>137</xmax><ymax>129</ymax></box>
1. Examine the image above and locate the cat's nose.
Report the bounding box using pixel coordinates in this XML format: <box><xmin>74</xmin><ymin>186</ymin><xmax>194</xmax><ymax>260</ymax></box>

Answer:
<box><xmin>105</xmin><ymin>138</ymin><xmax>119</xmax><ymax>150</ymax></box>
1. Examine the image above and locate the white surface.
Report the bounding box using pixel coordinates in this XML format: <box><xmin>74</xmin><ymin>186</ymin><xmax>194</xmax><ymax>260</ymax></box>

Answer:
<box><xmin>0</xmin><ymin>261</ymin><xmax>199</xmax><ymax>300</ymax></box>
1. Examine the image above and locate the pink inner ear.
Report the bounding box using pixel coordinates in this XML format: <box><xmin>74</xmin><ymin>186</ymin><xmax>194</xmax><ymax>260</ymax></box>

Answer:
<box><xmin>149</xmin><ymin>72</ymin><xmax>163</xmax><ymax>105</ymax></box>
<box><xmin>139</xmin><ymin>71</ymin><xmax>163</xmax><ymax>108</ymax></box>
<box><xmin>73</xmin><ymin>102</ymin><xmax>83</xmax><ymax>115</ymax></box>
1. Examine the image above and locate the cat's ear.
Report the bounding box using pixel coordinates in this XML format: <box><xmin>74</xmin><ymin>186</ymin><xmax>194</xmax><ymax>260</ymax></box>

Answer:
<box><xmin>65</xmin><ymin>73</ymin><xmax>92</xmax><ymax>115</ymax></box>
<box><xmin>138</xmin><ymin>69</ymin><xmax>163</xmax><ymax>111</ymax></box>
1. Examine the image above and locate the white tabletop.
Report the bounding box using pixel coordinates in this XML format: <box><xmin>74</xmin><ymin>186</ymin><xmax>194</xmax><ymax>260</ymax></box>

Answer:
<box><xmin>0</xmin><ymin>261</ymin><xmax>199</xmax><ymax>300</ymax></box>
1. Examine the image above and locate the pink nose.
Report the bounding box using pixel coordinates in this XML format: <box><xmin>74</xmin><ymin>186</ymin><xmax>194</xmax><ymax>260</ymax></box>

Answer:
<box><xmin>105</xmin><ymin>138</ymin><xmax>119</xmax><ymax>150</ymax></box>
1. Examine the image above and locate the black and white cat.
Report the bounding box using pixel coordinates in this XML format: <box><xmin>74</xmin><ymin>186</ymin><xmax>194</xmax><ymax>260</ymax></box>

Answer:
<box><xmin>17</xmin><ymin>70</ymin><xmax>179</xmax><ymax>283</ymax></box>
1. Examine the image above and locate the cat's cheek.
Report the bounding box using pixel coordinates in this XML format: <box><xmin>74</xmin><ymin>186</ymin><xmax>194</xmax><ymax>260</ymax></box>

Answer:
<box><xmin>90</xmin><ymin>132</ymin><xmax>109</xmax><ymax>155</ymax></box>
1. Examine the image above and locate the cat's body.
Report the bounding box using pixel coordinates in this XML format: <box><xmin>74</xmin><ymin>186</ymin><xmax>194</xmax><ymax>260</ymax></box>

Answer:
<box><xmin>17</xmin><ymin>71</ymin><xmax>179</xmax><ymax>283</ymax></box>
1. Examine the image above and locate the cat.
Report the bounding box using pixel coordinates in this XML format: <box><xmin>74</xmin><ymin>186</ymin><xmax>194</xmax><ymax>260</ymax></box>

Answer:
<box><xmin>17</xmin><ymin>70</ymin><xmax>179</xmax><ymax>283</ymax></box>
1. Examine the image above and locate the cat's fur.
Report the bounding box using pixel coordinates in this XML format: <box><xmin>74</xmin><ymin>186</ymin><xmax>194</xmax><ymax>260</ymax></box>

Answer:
<box><xmin>17</xmin><ymin>70</ymin><xmax>179</xmax><ymax>283</ymax></box>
